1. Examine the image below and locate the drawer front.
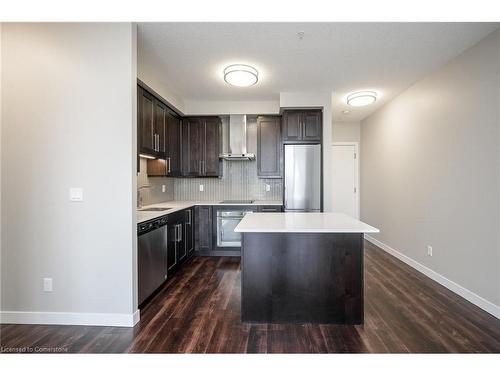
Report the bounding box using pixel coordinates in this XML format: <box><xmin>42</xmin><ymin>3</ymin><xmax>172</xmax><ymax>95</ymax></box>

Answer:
<box><xmin>258</xmin><ymin>205</ymin><xmax>284</xmax><ymax>213</ymax></box>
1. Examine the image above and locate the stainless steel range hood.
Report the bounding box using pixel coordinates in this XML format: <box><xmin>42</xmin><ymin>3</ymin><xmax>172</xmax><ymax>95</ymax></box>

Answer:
<box><xmin>219</xmin><ymin>115</ymin><xmax>255</xmax><ymax>160</ymax></box>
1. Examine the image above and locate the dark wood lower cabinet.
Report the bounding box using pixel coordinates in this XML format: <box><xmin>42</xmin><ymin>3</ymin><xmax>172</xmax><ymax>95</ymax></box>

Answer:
<box><xmin>241</xmin><ymin>232</ymin><xmax>363</xmax><ymax>324</ymax></box>
<box><xmin>185</xmin><ymin>207</ymin><xmax>194</xmax><ymax>256</ymax></box>
<box><xmin>166</xmin><ymin>224</ymin><xmax>178</xmax><ymax>272</ymax></box>
<box><xmin>195</xmin><ymin>205</ymin><xmax>212</xmax><ymax>253</ymax></box>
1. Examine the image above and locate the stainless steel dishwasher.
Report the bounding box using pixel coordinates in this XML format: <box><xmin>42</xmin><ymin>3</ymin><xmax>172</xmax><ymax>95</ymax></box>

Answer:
<box><xmin>138</xmin><ymin>216</ymin><xmax>168</xmax><ymax>306</ymax></box>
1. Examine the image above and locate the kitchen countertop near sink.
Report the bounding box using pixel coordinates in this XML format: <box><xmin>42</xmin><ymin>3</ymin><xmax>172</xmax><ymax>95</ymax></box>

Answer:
<box><xmin>137</xmin><ymin>200</ymin><xmax>283</xmax><ymax>224</ymax></box>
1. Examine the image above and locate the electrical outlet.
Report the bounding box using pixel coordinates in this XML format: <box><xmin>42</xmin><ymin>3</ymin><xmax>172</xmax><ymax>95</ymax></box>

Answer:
<box><xmin>162</xmin><ymin>185</ymin><xmax>166</xmax><ymax>193</ymax></box>
<box><xmin>199</xmin><ymin>184</ymin><xmax>204</xmax><ymax>192</ymax></box>
<box><xmin>265</xmin><ymin>184</ymin><xmax>271</xmax><ymax>192</ymax></box>
<box><xmin>427</xmin><ymin>245</ymin><xmax>433</xmax><ymax>257</ymax></box>
<box><xmin>43</xmin><ymin>278</ymin><xmax>53</xmax><ymax>292</ymax></box>
<box><xmin>69</xmin><ymin>187</ymin><xmax>84</xmax><ymax>202</ymax></box>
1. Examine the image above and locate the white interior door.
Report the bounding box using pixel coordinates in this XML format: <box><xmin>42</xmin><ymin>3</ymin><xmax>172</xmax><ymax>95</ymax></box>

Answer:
<box><xmin>332</xmin><ymin>144</ymin><xmax>359</xmax><ymax>218</ymax></box>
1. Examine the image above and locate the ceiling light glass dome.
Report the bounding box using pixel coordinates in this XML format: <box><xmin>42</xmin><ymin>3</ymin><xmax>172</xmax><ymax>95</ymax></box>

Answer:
<box><xmin>347</xmin><ymin>91</ymin><xmax>378</xmax><ymax>106</ymax></box>
<box><xmin>224</xmin><ymin>64</ymin><xmax>258</xmax><ymax>87</ymax></box>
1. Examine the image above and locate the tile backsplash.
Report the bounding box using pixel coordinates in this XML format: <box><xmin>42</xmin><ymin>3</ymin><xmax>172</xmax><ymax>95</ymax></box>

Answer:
<box><xmin>173</xmin><ymin>160</ymin><xmax>282</xmax><ymax>201</ymax></box>
<box><xmin>137</xmin><ymin>116</ymin><xmax>283</xmax><ymax>205</ymax></box>
<box><xmin>137</xmin><ymin>158</ymin><xmax>175</xmax><ymax>206</ymax></box>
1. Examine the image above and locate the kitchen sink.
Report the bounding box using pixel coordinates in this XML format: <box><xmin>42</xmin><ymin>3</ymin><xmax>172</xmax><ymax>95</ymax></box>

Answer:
<box><xmin>139</xmin><ymin>207</ymin><xmax>172</xmax><ymax>212</ymax></box>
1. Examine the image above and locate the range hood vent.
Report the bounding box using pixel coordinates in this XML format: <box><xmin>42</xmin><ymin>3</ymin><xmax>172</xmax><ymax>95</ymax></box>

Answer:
<box><xmin>219</xmin><ymin>115</ymin><xmax>255</xmax><ymax>161</ymax></box>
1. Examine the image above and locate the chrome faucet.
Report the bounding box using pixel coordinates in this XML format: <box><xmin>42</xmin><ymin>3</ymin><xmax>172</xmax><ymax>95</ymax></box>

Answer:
<box><xmin>137</xmin><ymin>185</ymin><xmax>152</xmax><ymax>209</ymax></box>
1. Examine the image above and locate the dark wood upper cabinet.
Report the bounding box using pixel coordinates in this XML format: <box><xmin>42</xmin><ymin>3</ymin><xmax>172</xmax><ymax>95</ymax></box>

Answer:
<box><xmin>257</xmin><ymin>116</ymin><xmax>282</xmax><ymax>178</ymax></box>
<box><xmin>165</xmin><ymin>111</ymin><xmax>182</xmax><ymax>176</ymax></box>
<box><xmin>154</xmin><ymin>100</ymin><xmax>167</xmax><ymax>155</ymax></box>
<box><xmin>282</xmin><ymin>110</ymin><xmax>322</xmax><ymax>143</ymax></box>
<box><xmin>182</xmin><ymin>118</ymin><xmax>204</xmax><ymax>176</ymax></box>
<box><xmin>282</xmin><ymin>110</ymin><xmax>302</xmax><ymax>142</ymax></box>
<box><xmin>203</xmin><ymin>117</ymin><xmax>222</xmax><ymax>177</ymax></box>
<box><xmin>302</xmin><ymin>110</ymin><xmax>322</xmax><ymax>142</ymax></box>
<box><xmin>182</xmin><ymin>117</ymin><xmax>221</xmax><ymax>177</ymax></box>
<box><xmin>138</xmin><ymin>86</ymin><xmax>155</xmax><ymax>156</ymax></box>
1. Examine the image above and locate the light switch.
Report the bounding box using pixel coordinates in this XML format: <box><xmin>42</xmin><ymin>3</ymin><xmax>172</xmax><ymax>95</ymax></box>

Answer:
<box><xmin>162</xmin><ymin>185</ymin><xmax>166</xmax><ymax>193</ymax></box>
<box><xmin>199</xmin><ymin>184</ymin><xmax>204</xmax><ymax>192</ymax></box>
<box><xmin>69</xmin><ymin>187</ymin><xmax>84</xmax><ymax>202</ymax></box>
<box><xmin>265</xmin><ymin>184</ymin><xmax>271</xmax><ymax>192</ymax></box>
<box><xmin>43</xmin><ymin>277</ymin><xmax>53</xmax><ymax>292</ymax></box>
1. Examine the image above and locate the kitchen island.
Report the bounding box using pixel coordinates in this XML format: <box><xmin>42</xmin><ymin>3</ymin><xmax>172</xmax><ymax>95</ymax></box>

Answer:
<box><xmin>234</xmin><ymin>212</ymin><xmax>379</xmax><ymax>324</ymax></box>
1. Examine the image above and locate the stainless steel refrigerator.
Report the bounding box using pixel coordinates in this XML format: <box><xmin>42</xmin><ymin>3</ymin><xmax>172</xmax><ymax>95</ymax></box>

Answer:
<box><xmin>284</xmin><ymin>144</ymin><xmax>321</xmax><ymax>212</ymax></box>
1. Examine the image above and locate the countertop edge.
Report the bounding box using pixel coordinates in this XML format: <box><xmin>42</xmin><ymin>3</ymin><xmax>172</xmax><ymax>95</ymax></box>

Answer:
<box><xmin>137</xmin><ymin>200</ymin><xmax>283</xmax><ymax>224</ymax></box>
<box><xmin>234</xmin><ymin>229</ymin><xmax>380</xmax><ymax>233</ymax></box>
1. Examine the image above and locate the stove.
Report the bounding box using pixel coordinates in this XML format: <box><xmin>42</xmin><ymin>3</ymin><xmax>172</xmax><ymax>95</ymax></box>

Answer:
<box><xmin>220</xmin><ymin>199</ymin><xmax>254</xmax><ymax>204</ymax></box>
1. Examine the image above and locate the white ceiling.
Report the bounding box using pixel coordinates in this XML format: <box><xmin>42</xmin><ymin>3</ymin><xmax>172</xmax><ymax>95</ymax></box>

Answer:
<box><xmin>138</xmin><ymin>22</ymin><xmax>499</xmax><ymax>121</ymax></box>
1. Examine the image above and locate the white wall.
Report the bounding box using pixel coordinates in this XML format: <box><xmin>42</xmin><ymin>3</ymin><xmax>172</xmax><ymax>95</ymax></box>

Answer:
<box><xmin>183</xmin><ymin>99</ymin><xmax>279</xmax><ymax>115</ymax></box>
<box><xmin>280</xmin><ymin>92</ymin><xmax>334</xmax><ymax>212</ymax></box>
<box><xmin>361</xmin><ymin>29</ymin><xmax>500</xmax><ymax>316</ymax></box>
<box><xmin>137</xmin><ymin>48</ymin><xmax>185</xmax><ymax>114</ymax></box>
<box><xmin>333</xmin><ymin>121</ymin><xmax>360</xmax><ymax>143</ymax></box>
<box><xmin>1</xmin><ymin>23</ymin><xmax>138</xmax><ymax>326</ymax></box>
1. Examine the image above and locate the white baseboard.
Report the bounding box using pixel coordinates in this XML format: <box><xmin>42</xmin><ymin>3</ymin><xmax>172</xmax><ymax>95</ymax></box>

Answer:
<box><xmin>0</xmin><ymin>309</ymin><xmax>141</xmax><ymax>327</ymax></box>
<box><xmin>364</xmin><ymin>235</ymin><xmax>500</xmax><ymax>320</ymax></box>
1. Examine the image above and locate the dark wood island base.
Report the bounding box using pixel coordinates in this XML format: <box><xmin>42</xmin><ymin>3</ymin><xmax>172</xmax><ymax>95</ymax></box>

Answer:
<box><xmin>241</xmin><ymin>232</ymin><xmax>364</xmax><ymax>324</ymax></box>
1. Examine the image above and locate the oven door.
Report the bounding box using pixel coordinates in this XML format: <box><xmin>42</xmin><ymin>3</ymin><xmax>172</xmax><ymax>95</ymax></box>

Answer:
<box><xmin>216</xmin><ymin>211</ymin><xmax>251</xmax><ymax>247</ymax></box>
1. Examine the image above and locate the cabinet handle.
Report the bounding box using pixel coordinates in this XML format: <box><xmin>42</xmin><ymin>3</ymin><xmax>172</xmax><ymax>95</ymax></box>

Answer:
<box><xmin>186</xmin><ymin>210</ymin><xmax>191</xmax><ymax>225</ymax></box>
<box><xmin>168</xmin><ymin>157</ymin><xmax>171</xmax><ymax>173</ymax></box>
<box><xmin>179</xmin><ymin>224</ymin><xmax>182</xmax><ymax>242</ymax></box>
<box><xmin>199</xmin><ymin>160</ymin><xmax>202</xmax><ymax>175</ymax></box>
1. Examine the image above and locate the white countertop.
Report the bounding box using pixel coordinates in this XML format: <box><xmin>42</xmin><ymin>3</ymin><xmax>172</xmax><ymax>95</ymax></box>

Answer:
<box><xmin>137</xmin><ymin>200</ymin><xmax>283</xmax><ymax>224</ymax></box>
<box><xmin>234</xmin><ymin>212</ymin><xmax>380</xmax><ymax>233</ymax></box>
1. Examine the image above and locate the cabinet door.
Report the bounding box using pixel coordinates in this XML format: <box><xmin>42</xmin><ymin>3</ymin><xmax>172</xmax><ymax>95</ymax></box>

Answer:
<box><xmin>195</xmin><ymin>206</ymin><xmax>212</xmax><ymax>252</ymax></box>
<box><xmin>185</xmin><ymin>208</ymin><xmax>194</xmax><ymax>256</ymax></box>
<box><xmin>257</xmin><ymin>116</ymin><xmax>281</xmax><ymax>178</ymax></box>
<box><xmin>282</xmin><ymin>111</ymin><xmax>302</xmax><ymax>142</ymax></box>
<box><xmin>165</xmin><ymin>112</ymin><xmax>182</xmax><ymax>176</ymax></box>
<box><xmin>176</xmin><ymin>222</ymin><xmax>187</xmax><ymax>263</ymax></box>
<box><xmin>154</xmin><ymin>99</ymin><xmax>167</xmax><ymax>156</ymax></box>
<box><xmin>167</xmin><ymin>224</ymin><xmax>177</xmax><ymax>272</ymax></box>
<box><xmin>203</xmin><ymin>117</ymin><xmax>221</xmax><ymax>177</ymax></box>
<box><xmin>258</xmin><ymin>205</ymin><xmax>284</xmax><ymax>212</ymax></box>
<box><xmin>302</xmin><ymin>110</ymin><xmax>322</xmax><ymax>142</ymax></box>
<box><xmin>138</xmin><ymin>87</ymin><xmax>155</xmax><ymax>155</ymax></box>
<box><xmin>182</xmin><ymin>118</ymin><xmax>203</xmax><ymax>176</ymax></box>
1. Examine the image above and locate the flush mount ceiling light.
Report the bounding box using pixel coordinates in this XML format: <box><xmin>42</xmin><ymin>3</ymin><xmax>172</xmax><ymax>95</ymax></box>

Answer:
<box><xmin>223</xmin><ymin>64</ymin><xmax>258</xmax><ymax>87</ymax></box>
<box><xmin>347</xmin><ymin>91</ymin><xmax>377</xmax><ymax>107</ymax></box>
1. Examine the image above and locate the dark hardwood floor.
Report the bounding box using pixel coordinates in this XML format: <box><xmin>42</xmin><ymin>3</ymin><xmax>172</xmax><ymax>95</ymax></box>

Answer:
<box><xmin>1</xmin><ymin>241</ymin><xmax>499</xmax><ymax>353</ymax></box>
